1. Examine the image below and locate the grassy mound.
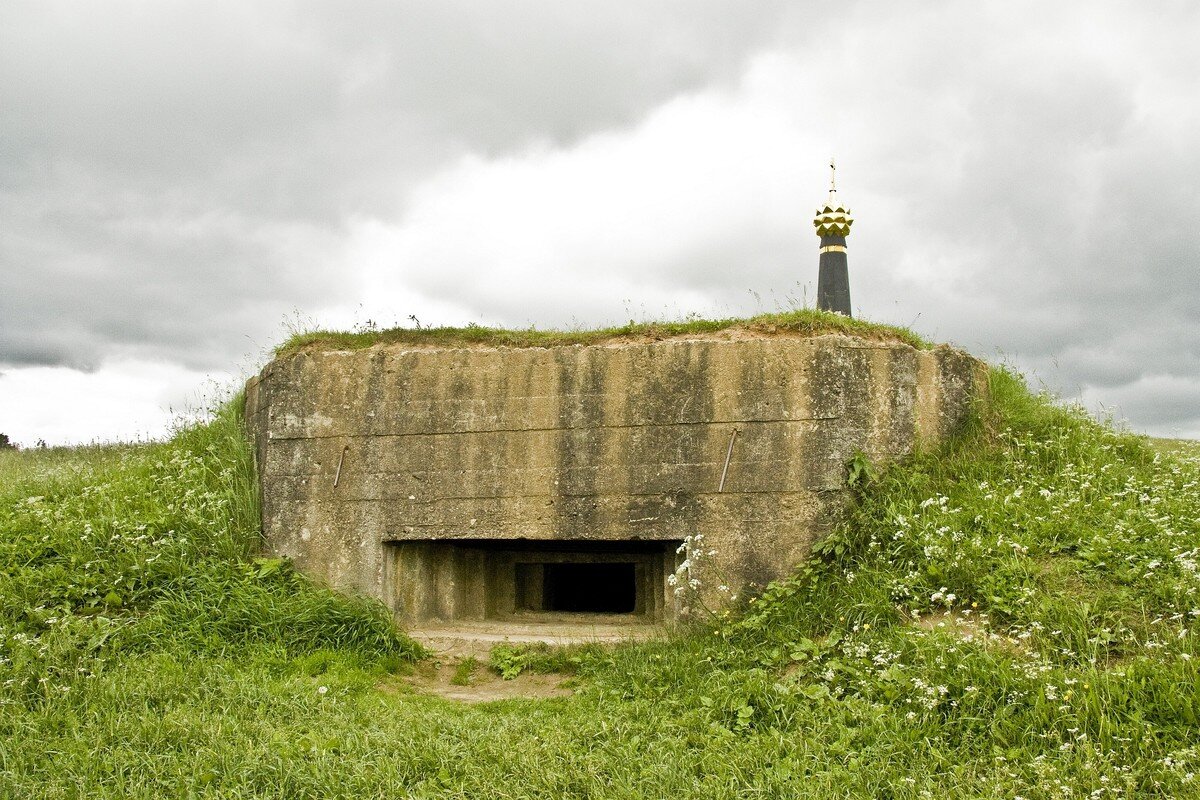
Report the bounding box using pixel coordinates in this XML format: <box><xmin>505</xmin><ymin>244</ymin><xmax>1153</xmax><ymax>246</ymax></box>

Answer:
<box><xmin>277</xmin><ymin>308</ymin><xmax>932</xmax><ymax>356</ymax></box>
<box><xmin>0</xmin><ymin>397</ymin><xmax>422</xmax><ymax>697</ymax></box>
<box><xmin>2</xmin><ymin>367</ymin><xmax>1198</xmax><ymax>798</ymax></box>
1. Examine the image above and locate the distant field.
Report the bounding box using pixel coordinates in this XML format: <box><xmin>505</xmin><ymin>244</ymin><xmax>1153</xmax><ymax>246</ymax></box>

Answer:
<box><xmin>2</xmin><ymin>372</ymin><xmax>1199</xmax><ymax>798</ymax></box>
<box><xmin>1151</xmin><ymin>437</ymin><xmax>1200</xmax><ymax>456</ymax></box>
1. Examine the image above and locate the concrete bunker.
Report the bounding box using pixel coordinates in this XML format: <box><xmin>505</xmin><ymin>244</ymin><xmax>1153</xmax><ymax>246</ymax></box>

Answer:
<box><xmin>245</xmin><ymin>330</ymin><xmax>987</xmax><ymax>632</ymax></box>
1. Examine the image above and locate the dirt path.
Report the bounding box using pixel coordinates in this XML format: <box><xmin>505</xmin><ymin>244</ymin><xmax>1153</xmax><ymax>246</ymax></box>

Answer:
<box><xmin>393</xmin><ymin>622</ymin><xmax>663</xmax><ymax>702</ymax></box>
<box><xmin>401</xmin><ymin>659</ymin><xmax>574</xmax><ymax>703</ymax></box>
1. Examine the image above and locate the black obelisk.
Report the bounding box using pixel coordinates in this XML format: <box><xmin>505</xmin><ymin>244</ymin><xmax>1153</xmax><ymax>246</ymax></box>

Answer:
<box><xmin>814</xmin><ymin>159</ymin><xmax>854</xmax><ymax>316</ymax></box>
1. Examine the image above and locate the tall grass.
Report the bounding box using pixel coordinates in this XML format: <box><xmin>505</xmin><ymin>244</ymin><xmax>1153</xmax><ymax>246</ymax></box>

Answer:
<box><xmin>2</xmin><ymin>368</ymin><xmax>1198</xmax><ymax>798</ymax></box>
<box><xmin>0</xmin><ymin>396</ymin><xmax>421</xmax><ymax>710</ymax></box>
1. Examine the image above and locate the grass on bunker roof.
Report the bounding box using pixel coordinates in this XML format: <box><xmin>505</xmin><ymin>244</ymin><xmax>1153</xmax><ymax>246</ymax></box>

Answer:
<box><xmin>2</xmin><ymin>369</ymin><xmax>1200</xmax><ymax>797</ymax></box>
<box><xmin>275</xmin><ymin>308</ymin><xmax>932</xmax><ymax>356</ymax></box>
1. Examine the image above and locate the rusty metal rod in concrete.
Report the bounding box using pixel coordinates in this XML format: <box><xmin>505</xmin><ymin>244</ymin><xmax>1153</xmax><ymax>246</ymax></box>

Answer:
<box><xmin>333</xmin><ymin>445</ymin><xmax>349</xmax><ymax>488</ymax></box>
<box><xmin>718</xmin><ymin>428</ymin><xmax>739</xmax><ymax>492</ymax></box>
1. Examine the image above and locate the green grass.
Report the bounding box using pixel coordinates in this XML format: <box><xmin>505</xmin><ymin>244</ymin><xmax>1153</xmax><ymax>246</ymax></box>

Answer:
<box><xmin>3</xmin><ymin>370</ymin><xmax>1200</xmax><ymax>797</ymax></box>
<box><xmin>276</xmin><ymin>308</ymin><xmax>932</xmax><ymax>356</ymax></box>
<box><xmin>0</xmin><ymin>397</ymin><xmax>421</xmax><ymax>689</ymax></box>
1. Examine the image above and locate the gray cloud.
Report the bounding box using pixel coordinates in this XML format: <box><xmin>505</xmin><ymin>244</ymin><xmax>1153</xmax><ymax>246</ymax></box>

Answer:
<box><xmin>1</xmin><ymin>0</ymin><xmax>788</xmax><ymax>370</ymax></box>
<box><xmin>2</xmin><ymin>0</ymin><xmax>1200</xmax><ymax>440</ymax></box>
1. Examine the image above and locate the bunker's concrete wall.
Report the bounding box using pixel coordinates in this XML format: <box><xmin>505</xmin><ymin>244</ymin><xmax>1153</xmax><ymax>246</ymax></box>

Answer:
<box><xmin>245</xmin><ymin>333</ymin><xmax>987</xmax><ymax>622</ymax></box>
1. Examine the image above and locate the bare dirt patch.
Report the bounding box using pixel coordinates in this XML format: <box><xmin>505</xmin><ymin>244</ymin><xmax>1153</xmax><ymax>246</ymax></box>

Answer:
<box><xmin>390</xmin><ymin>621</ymin><xmax>658</xmax><ymax>702</ymax></box>
<box><xmin>399</xmin><ymin>659</ymin><xmax>574</xmax><ymax>704</ymax></box>
<box><xmin>910</xmin><ymin>610</ymin><xmax>987</xmax><ymax>636</ymax></box>
<box><xmin>906</xmin><ymin>609</ymin><xmax>1032</xmax><ymax>654</ymax></box>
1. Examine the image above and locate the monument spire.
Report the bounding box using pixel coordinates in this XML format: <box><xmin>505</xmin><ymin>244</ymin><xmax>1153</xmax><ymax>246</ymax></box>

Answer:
<box><xmin>813</xmin><ymin>157</ymin><xmax>854</xmax><ymax>316</ymax></box>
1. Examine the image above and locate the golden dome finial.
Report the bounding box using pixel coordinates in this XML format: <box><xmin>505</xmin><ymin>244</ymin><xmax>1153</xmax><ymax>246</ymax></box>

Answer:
<box><xmin>813</xmin><ymin>157</ymin><xmax>853</xmax><ymax>238</ymax></box>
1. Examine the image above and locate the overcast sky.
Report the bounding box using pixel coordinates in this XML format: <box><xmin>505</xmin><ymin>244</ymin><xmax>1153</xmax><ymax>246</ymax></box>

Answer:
<box><xmin>2</xmin><ymin>1</ymin><xmax>1199</xmax><ymax>446</ymax></box>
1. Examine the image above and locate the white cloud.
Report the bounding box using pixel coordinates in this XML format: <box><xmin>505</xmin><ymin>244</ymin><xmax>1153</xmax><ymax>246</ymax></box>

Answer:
<box><xmin>0</xmin><ymin>360</ymin><xmax>234</xmax><ymax>448</ymax></box>
<box><xmin>349</xmin><ymin>54</ymin><xmax>830</xmax><ymax>329</ymax></box>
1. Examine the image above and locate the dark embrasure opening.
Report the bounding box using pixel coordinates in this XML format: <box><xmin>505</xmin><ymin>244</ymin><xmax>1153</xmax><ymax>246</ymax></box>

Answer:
<box><xmin>518</xmin><ymin>562</ymin><xmax>637</xmax><ymax>614</ymax></box>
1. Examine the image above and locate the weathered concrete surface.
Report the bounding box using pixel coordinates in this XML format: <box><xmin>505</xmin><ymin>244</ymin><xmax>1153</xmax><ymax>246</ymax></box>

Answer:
<box><xmin>245</xmin><ymin>332</ymin><xmax>987</xmax><ymax>624</ymax></box>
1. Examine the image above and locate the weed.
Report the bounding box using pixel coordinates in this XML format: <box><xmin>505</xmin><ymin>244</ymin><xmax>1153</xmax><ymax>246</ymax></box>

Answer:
<box><xmin>488</xmin><ymin>642</ymin><xmax>602</xmax><ymax>680</ymax></box>
<box><xmin>488</xmin><ymin>644</ymin><xmax>530</xmax><ymax>679</ymax></box>
<box><xmin>450</xmin><ymin>656</ymin><xmax>478</xmax><ymax>686</ymax></box>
